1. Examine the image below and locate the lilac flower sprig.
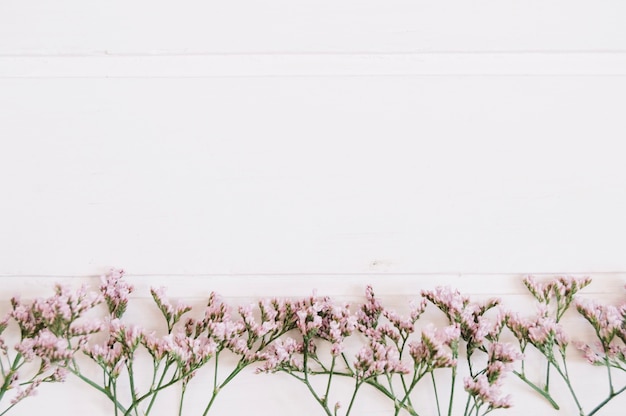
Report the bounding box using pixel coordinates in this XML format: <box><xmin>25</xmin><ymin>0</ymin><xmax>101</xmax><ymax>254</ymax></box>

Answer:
<box><xmin>64</xmin><ymin>270</ymin><xmax>300</xmax><ymax>416</ymax></box>
<box><xmin>507</xmin><ymin>275</ymin><xmax>591</xmax><ymax>414</ymax></box>
<box><xmin>71</xmin><ymin>270</ymin><xmax>213</xmax><ymax>416</ymax></box>
<box><xmin>354</xmin><ymin>285</ymin><xmax>435</xmax><ymax>416</ymax></box>
<box><xmin>100</xmin><ymin>268</ymin><xmax>134</xmax><ymax>319</ymax></box>
<box><xmin>574</xmin><ymin>297</ymin><xmax>626</xmax><ymax>415</ymax></box>
<box><xmin>0</xmin><ymin>284</ymin><xmax>101</xmax><ymax>415</ymax></box>
<box><xmin>422</xmin><ymin>286</ymin><xmax>518</xmax><ymax>416</ymax></box>
<box><xmin>257</xmin><ymin>292</ymin><xmax>365</xmax><ymax>416</ymax></box>
<box><xmin>259</xmin><ymin>286</ymin><xmax>471</xmax><ymax>416</ymax></box>
<box><xmin>188</xmin><ymin>294</ymin><xmax>298</xmax><ymax>416</ymax></box>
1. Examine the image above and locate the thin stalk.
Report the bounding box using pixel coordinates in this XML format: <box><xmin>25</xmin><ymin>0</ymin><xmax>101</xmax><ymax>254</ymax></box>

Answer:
<box><xmin>287</xmin><ymin>372</ymin><xmax>333</xmax><ymax>416</ymax></box>
<box><xmin>112</xmin><ymin>379</ymin><xmax>119</xmax><ymax>416</ymax></box>
<box><xmin>323</xmin><ymin>356</ymin><xmax>336</xmax><ymax>405</ymax></box>
<box><xmin>381</xmin><ymin>371</ymin><xmax>420</xmax><ymax>416</ymax></box>
<box><xmin>201</xmin><ymin>361</ymin><xmax>246</xmax><ymax>415</ymax></box>
<box><xmin>124</xmin><ymin>370</ymin><xmax>195</xmax><ymax>416</ymax></box>
<box><xmin>0</xmin><ymin>401</ymin><xmax>18</xmax><ymax>416</ymax></box>
<box><xmin>552</xmin><ymin>358</ymin><xmax>583</xmax><ymax>415</ymax></box>
<box><xmin>126</xmin><ymin>360</ymin><xmax>140</xmax><ymax>416</ymax></box>
<box><xmin>545</xmin><ymin>362</ymin><xmax>551</xmax><ymax>393</ymax></box>
<box><xmin>344</xmin><ymin>381</ymin><xmax>362</xmax><ymax>416</ymax></box>
<box><xmin>398</xmin><ymin>373</ymin><xmax>415</xmax><ymax>412</ymax></box>
<box><xmin>432</xmin><ymin>371</ymin><xmax>442</xmax><ymax>416</ymax></box>
<box><xmin>512</xmin><ymin>370</ymin><xmax>560</xmax><ymax>409</ymax></box>
<box><xmin>178</xmin><ymin>382</ymin><xmax>187</xmax><ymax>416</ymax></box>
<box><xmin>463</xmin><ymin>390</ymin><xmax>472</xmax><ymax>416</ymax></box>
<box><xmin>601</xmin><ymin>349</ymin><xmax>615</xmax><ymax>395</ymax></box>
<box><xmin>68</xmin><ymin>369</ymin><xmax>127</xmax><ymax>413</ymax></box>
<box><xmin>587</xmin><ymin>384</ymin><xmax>626</xmax><ymax>416</ymax></box>
<box><xmin>465</xmin><ymin>401</ymin><xmax>478</xmax><ymax>416</ymax></box>
<box><xmin>0</xmin><ymin>354</ymin><xmax>22</xmax><ymax>403</ymax></box>
<box><xmin>145</xmin><ymin>361</ymin><xmax>173</xmax><ymax>414</ymax></box>
<box><xmin>0</xmin><ymin>354</ymin><xmax>6</xmax><ymax>376</ymax></box>
<box><xmin>447</xmin><ymin>367</ymin><xmax>456</xmax><ymax>416</ymax></box>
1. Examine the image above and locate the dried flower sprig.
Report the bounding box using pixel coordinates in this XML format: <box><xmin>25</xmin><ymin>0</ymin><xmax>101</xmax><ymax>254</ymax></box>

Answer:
<box><xmin>573</xmin><ymin>297</ymin><xmax>626</xmax><ymax>415</ymax></box>
<box><xmin>257</xmin><ymin>292</ymin><xmax>363</xmax><ymax>416</ymax></box>
<box><xmin>258</xmin><ymin>285</ymin><xmax>515</xmax><ymax>416</ymax></box>
<box><xmin>508</xmin><ymin>275</ymin><xmax>604</xmax><ymax>415</ymax></box>
<box><xmin>422</xmin><ymin>286</ymin><xmax>518</xmax><ymax>416</ymax></box>
<box><xmin>185</xmin><ymin>293</ymin><xmax>297</xmax><ymax>415</ymax></box>
<box><xmin>3</xmin><ymin>271</ymin><xmax>626</xmax><ymax>415</ymax></box>
<box><xmin>67</xmin><ymin>269</ymin><xmax>205</xmax><ymax>416</ymax></box>
<box><xmin>0</xmin><ymin>283</ymin><xmax>101</xmax><ymax>415</ymax></box>
<box><xmin>353</xmin><ymin>285</ymin><xmax>436</xmax><ymax>416</ymax></box>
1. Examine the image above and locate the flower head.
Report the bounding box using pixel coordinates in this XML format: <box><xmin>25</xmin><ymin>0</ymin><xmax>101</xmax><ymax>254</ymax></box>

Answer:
<box><xmin>100</xmin><ymin>268</ymin><xmax>133</xmax><ymax>319</ymax></box>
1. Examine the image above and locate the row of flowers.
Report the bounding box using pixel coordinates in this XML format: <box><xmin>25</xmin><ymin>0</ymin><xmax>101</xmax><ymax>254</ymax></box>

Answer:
<box><xmin>0</xmin><ymin>270</ymin><xmax>624</xmax><ymax>416</ymax></box>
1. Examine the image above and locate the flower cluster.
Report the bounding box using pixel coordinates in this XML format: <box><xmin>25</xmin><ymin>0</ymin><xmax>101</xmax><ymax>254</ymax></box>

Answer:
<box><xmin>100</xmin><ymin>268</ymin><xmax>133</xmax><ymax>319</ymax></box>
<box><xmin>463</xmin><ymin>341</ymin><xmax>523</xmax><ymax>412</ymax></box>
<box><xmin>2</xmin><ymin>272</ymin><xmax>626</xmax><ymax>416</ymax></box>
<box><xmin>421</xmin><ymin>286</ymin><xmax>521</xmax><ymax>416</ymax></box>
<box><xmin>575</xmin><ymin>298</ymin><xmax>626</xmax><ymax>370</ymax></box>
<box><xmin>409</xmin><ymin>323</ymin><xmax>460</xmax><ymax>370</ymax></box>
<box><xmin>508</xmin><ymin>275</ymin><xmax>626</xmax><ymax>416</ymax></box>
<box><xmin>1</xmin><ymin>284</ymin><xmax>101</xmax><ymax>413</ymax></box>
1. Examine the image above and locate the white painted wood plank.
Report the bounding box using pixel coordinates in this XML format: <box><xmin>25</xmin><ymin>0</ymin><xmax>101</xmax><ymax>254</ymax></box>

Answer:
<box><xmin>2</xmin><ymin>53</ymin><xmax>626</xmax><ymax>78</ymax></box>
<box><xmin>1</xmin><ymin>76</ymin><xmax>625</xmax><ymax>275</ymax></box>
<box><xmin>0</xmin><ymin>0</ymin><xmax>625</xmax><ymax>55</ymax></box>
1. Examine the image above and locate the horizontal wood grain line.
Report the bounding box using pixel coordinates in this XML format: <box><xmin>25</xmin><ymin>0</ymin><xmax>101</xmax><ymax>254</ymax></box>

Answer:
<box><xmin>2</xmin><ymin>53</ymin><xmax>625</xmax><ymax>78</ymax></box>
<box><xmin>0</xmin><ymin>271</ymin><xmax>624</xmax><ymax>278</ymax></box>
<box><xmin>0</xmin><ymin>274</ymin><xmax>623</xmax><ymax>299</ymax></box>
<box><xmin>3</xmin><ymin>50</ymin><xmax>626</xmax><ymax>57</ymax></box>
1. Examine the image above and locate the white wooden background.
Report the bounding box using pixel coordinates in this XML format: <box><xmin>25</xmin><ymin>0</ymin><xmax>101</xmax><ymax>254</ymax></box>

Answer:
<box><xmin>1</xmin><ymin>1</ymin><xmax>626</xmax><ymax>414</ymax></box>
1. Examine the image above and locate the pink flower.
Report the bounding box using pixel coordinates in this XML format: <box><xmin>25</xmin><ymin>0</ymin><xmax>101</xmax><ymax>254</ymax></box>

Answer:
<box><xmin>15</xmin><ymin>329</ymin><xmax>73</xmax><ymax>363</ymax></box>
<box><xmin>464</xmin><ymin>374</ymin><xmax>512</xmax><ymax>409</ymax></box>
<box><xmin>100</xmin><ymin>268</ymin><xmax>133</xmax><ymax>318</ymax></box>
<box><xmin>150</xmin><ymin>286</ymin><xmax>192</xmax><ymax>328</ymax></box>
<box><xmin>83</xmin><ymin>341</ymin><xmax>124</xmax><ymax>369</ymax></box>
<box><xmin>506</xmin><ymin>309</ymin><xmax>568</xmax><ymax>351</ymax></box>
<box><xmin>576</xmin><ymin>299</ymin><xmax>622</xmax><ymax>344</ymax></box>
<box><xmin>10</xmin><ymin>380</ymin><xmax>42</xmax><ymax>405</ymax></box>
<box><xmin>257</xmin><ymin>337</ymin><xmax>303</xmax><ymax>373</ymax></box>
<box><xmin>409</xmin><ymin>323</ymin><xmax>460</xmax><ymax>369</ymax></box>
<box><xmin>354</xmin><ymin>341</ymin><xmax>409</xmax><ymax>380</ymax></box>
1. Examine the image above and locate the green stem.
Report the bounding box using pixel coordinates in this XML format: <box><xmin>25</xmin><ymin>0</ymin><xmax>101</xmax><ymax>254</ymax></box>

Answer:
<box><xmin>0</xmin><ymin>401</ymin><xmax>18</xmax><ymax>416</ymax></box>
<box><xmin>345</xmin><ymin>381</ymin><xmax>362</xmax><ymax>416</ymax></box>
<box><xmin>552</xmin><ymin>358</ymin><xmax>583</xmax><ymax>415</ymax></box>
<box><xmin>214</xmin><ymin>352</ymin><xmax>220</xmax><ymax>395</ymax></box>
<box><xmin>394</xmin><ymin>370</ymin><xmax>423</xmax><ymax>416</ymax></box>
<box><xmin>201</xmin><ymin>361</ymin><xmax>247</xmax><ymax>416</ymax></box>
<box><xmin>126</xmin><ymin>360</ymin><xmax>140</xmax><ymax>416</ymax></box>
<box><xmin>124</xmin><ymin>371</ymin><xmax>194</xmax><ymax>416</ymax></box>
<box><xmin>68</xmin><ymin>369</ymin><xmax>127</xmax><ymax>413</ymax></box>
<box><xmin>178</xmin><ymin>382</ymin><xmax>187</xmax><ymax>416</ymax></box>
<box><xmin>288</xmin><ymin>372</ymin><xmax>333</xmax><ymax>416</ymax></box>
<box><xmin>545</xmin><ymin>361</ymin><xmax>551</xmax><ymax>393</ymax></box>
<box><xmin>0</xmin><ymin>354</ymin><xmax>23</xmax><ymax>403</ymax></box>
<box><xmin>587</xmin><ymin>384</ymin><xmax>626</xmax><ymax>416</ymax></box>
<box><xmin>463</xmin><ymin>388</ymin><xmax>472</xmax><ymax>416</ymax></box>
<box><xmin>447</xmin><ymin>366</ymin><xmax>456</xmax><ymax>416</ymax></box>
<box><xmin>398</xmin><ymin>372</ymin><xmax>415</xmax><ymax>413</ymax></box>
<box><xmin>603</xmin><ymin>354</ymin><xmax>615</xmax><ymax>394</ymax></box>
<box><xmin>513</xmin><ymin>370</ymin><xmax>560</xmax><ymax>409</ymax></box>
<box><xmin>145</xmin><ymin>361</ymin><xmax>172</xmax><ymax>415</ymax></box>
<box><xmin>466</xmin><ymin>401</ymin><xmax>478</xmax><ymax>416</ymax></box>
<box><xmin>323</xmin><ymin>356</ymin><xmax>336</xmax><ymax>405</ymax></box>
<box><xmin>112</xmin><ymin>378</ymin><xmax>119</xmax><ymax>416</ymax></box>
<box><xmin>432</xmin><ymin>371</ymin><xmax>442</xmax><ymax>416</ymax></box>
